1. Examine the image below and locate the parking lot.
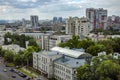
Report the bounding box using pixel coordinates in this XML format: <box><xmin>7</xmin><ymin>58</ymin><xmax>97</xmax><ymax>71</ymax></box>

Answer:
<box><xmin>0</xmin><ymin>57</ymin><xmax>31</xmax><ymax>80</ymax></box>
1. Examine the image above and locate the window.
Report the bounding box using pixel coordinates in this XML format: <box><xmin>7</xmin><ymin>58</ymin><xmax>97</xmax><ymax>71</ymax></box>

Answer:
<box><xmin>74</xmin><ymin>71</ymin><xmax>76</xmax><ymax>74</ymax></box>
<box><xmin>50</xmin><ymin>58</ymin><xmax>52</xmax><ymax>62</ymax></box>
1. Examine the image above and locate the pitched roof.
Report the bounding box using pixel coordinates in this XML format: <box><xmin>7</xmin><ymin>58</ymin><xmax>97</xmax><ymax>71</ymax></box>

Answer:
<box><xmin>51</xmin><ymin>47</ymin><xmax>86</xmax><ymax>58</ymax></box>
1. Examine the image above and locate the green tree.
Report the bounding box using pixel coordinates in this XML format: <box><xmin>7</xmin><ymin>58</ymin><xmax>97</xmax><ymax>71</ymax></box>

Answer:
<box><xmin>0</xmin><ymin>46</ymin><xmax>3</xmax><ymax>56</ymax></box>
<box><xmin>77</xmin><ymin>56</ymin><xmax>120</xmax><ymax>80</ymax></box>
<box><xmin>98</xmin><ymin>39</ymin><xmax>114</xmax><ymax>54</ymax></box>
<box><xmin>77</xmin><ymin>64</ymin><xmax>93</xmax><ymax>80</ymax></box>
<box><xmin>23</xmin><ymin>46</ymin><xmax>35</xmax><ymax>66</ymax></box>
<box><xmin>58</xmin><ymin>35</ymin><xmax>81</xmax><ymax>48</ymax></box>
<box><xmin>28</xmin><ymin>39</ymin><xmax>41</xmax><ymax>52</ymax></box>
<box><xmin>4</xmin><ymin>50</ymin><xmax>14</xmax><ymax>62</ymax></box>
<box><xmin>67</xmin><ymin>35</ymin><xmax>80</xmax><ymax>48</ymax></box>
<box><xmin>19</xmin><ymin>34</ymin><xmax>26</xmax><ymax>48</ymax></box>
<box><xmin>4</xmin><ymin>32</ymin><xmax>12</xmax><ymax>45</ymax></box>
<box><xmin>86</xmin><ymin>44</ymin><xmax>105</xmax><ymax>56</ymax></box>
<box><xmin>14</xmin><ymin>54</ymin><xmax>24</xmax><ymax>66</ymax></box>
<box><xmin>96</xmin><ymin>60</ymin><xmax>120</xmax><ymax>80</ymax></box>
<box><xmin>28</xmin><ymin>39</ymin><xmax>38</xmax><ymax>47</ymax></box>
<box><xmin>78</xmin><ymin>39</ymin><xmax>95</xmax><ymax>50</ymax></box>
<box><xmin>112</xmin><ymin>38</ymin><xmax>120</xmax><ymax>53</ymax></box>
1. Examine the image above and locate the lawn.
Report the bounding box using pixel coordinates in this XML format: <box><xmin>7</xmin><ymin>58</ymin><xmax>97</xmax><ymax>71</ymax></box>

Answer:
<box><xmin>18</xmin><ymin>68</ymin><xmax>34</xmax><ymax>78</ymax></box>
<box><xmin>5</xmin><ymin>63</ymin><xmax>15</xmax><ymax>67</ymax></box>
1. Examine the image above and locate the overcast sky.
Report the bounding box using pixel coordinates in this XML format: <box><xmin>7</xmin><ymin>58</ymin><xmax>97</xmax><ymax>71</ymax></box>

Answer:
<box><xmin>0</xmin><ymin>0</ymin><xmax>119</xmax><ymax>20</ymax></box>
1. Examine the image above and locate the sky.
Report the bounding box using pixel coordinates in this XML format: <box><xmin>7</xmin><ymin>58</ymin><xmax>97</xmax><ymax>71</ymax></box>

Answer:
<box><xmin>0</xmin><ymin>0</ymin><xmax>120</xmax><ymax>20</ymax></box>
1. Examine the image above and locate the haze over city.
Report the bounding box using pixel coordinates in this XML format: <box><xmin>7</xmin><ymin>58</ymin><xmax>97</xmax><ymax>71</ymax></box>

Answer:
<box><xmin>0</xmin><ymin>0</ymin><xmax>120</xmax><ymax>20</ymax></box>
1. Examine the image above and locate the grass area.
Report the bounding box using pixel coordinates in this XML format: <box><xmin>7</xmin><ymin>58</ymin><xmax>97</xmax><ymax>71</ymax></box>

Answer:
<box><xmin>17</xmin><ymin>67</ymin><xmax>38</xmax><ymax>78</ymax></box>
<box><xmin>5</xmin><ymin>63</ymin><xmax>15</xmax><ymax>67</ymax></box>
<box><xmin>27</xmin><ymin>67</ymin><xmax>40</xmax><ymax>75</ymax></box>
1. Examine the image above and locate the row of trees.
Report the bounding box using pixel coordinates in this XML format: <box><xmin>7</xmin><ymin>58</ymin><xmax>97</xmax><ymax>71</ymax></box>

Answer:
<box><xmin>91</xmin><ymin>28</ymin><xmax>120</xmax><ymax>35</ymax></box>
<box><xmin>2</xmin><ymin>32</ymin><xmax>41</xmax><ymax>66</ymax></box>
<box><xmin>0</xmin><ymin>46</ymin><xmax>39</xmax><ymax>66</ymax></box>
<box><xmin>58</xmin><ymin>35</ymin><xmax>120</xmax><ymax>80</ymax></box>
<box><xmin>4</xmin><ymin>32</ymin><xmax>34</xmax><ymax>48</ymax></box>
<box><xmin>58</xmin><ymin>35</ymin><xmax>120</xmax><ymax>56</ymax></box>
<box><xmin>77</xmin><ymin>55</ymin><xmax>120</xmax><ymax>80</ymax></box>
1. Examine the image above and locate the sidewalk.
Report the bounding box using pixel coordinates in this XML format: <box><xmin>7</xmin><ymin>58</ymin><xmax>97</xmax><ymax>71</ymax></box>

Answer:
<box><xmin>20</xmin><ymin>67</ymin><xmax>48</xmax><ymax>80</ymax></box>
<box><xmin>18</xmin><ymin>67</ymin><xmax>39</xmax><ymax>78</ymax></box>
<box><xmin>22</xmin><ymin>68</ymin><xmax>38</xmax><ymax>77</ymax></box>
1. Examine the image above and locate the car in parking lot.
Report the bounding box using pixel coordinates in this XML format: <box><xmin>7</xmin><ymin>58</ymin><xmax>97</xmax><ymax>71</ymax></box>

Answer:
<box><xmin>3</xmin><ymin>69</ymin><xmax>7</xmax><ymax>72</ymax></box>
<box><xmin>9</xmin><ymin>68</ymin><xmax>14</xmax><ymax>72</ymax></box>
<box><xmin>14</xmin><ymin>69</ymin><xmax>19</xmax><ymax>73</ymax></box>
<box><xmin>26</xmin><ymin>77</ymin><xmax>31</xmax><ymax>80</ymax></box>
<box><xmin>11</xmin><ymin>75</ymin><xmax>16</xmax><ymax>78</ymax></box>
<box><xmin>18</xmin><ymin>72</ymin><xmax>27</xmax><ymax>78</ymax></box>
<box><xmin>36</xmin><ymin>78</ymin><xmax>41</xmax><ymax>80</ymax></box>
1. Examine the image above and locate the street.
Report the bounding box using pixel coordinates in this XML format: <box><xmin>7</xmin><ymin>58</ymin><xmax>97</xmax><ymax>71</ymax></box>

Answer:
<box><xmin>0</xmin><ymin>57</ymin><xmax>48</xmax><ymax>80</ymax></box>
<box><xmin>0</xmin><ymin>57</ymin><xmax>26</xmax><ymax>80</ymax></box>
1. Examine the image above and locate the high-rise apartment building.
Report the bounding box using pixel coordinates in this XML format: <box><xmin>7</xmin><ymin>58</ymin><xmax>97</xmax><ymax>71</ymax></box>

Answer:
<box><xmin>22</xmin><ymin>18</ymin><xmax>26</xmax><ymax>27</ymax></box>
<box><xmin>53</xmin><ymin>17</ymin><xmax>63</xmax><ymax>24</ymax></box>
<box><xmin>58</xmin><ymin>17</ymin><xmax>62</xmax><ymax>23</ymax></box>
<box><xmin>30</xmin><ymin>15</ymin><xmax>39</xmax><ymax>27</ymax></box>
<box><xmin>53</xmin><ymin>17</ymin><xmax>58</xmax><ymax>24</ymax></box>
<box><xmin>86</xmin><ymin>8</ymin><xmax>107</xmax><ymax>30</ymax></box>
<box><xmin>66</xmin><ymin>17</ymin><xmax>90</xmax><ymax>36</ymax></box>
<box><xmin>107</xmin><ymin>15</ymin><xmax>120</xmax><ymax>30</ymax></box>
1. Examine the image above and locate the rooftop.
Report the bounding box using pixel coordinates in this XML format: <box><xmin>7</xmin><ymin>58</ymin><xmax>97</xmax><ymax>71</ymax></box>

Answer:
<box><xmin>51</xmin><ymin>47</ymin><xmax>86</xmax><ymax>58</ymax></box>
<box><xmin>41</xmin><ymin>51</ymin><xmax>60</xmax><ymax>56</ymax></box>
<box><xmin>2</xmin><ymin>44</ymin><xmax>25</xmax><ymax>53</ymax></box>
<box><xmin>35</xmin><ymin>50</ymin><xmax>61</xmax><ymax>56</ymax></box>
<box><xmin>55</xmin><ymin>56</ymin><xmax>86</xmax><ymax>68</ymax></box>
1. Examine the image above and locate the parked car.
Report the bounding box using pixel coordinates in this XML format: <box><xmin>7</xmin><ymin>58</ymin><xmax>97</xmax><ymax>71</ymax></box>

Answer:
<box><xmin>18</xmin><ymin>72</ymin><xmax>27</xmax><ymax>78</ymax></box>
<box><xmin>36</xmin><ymin>78</ymin><xmax>41</xmax><ymax>80</ymax></box>
<box><xmin>26</xmin><ymin>77</ymin><xmax>31</xmax><ymax>80</ymax></box>
<box><xmin>13</xmin><ymin>69</ymin><xmax>19</xmax><ymax>73</ymax></box>
<box><xmin>9</xmin><ymin>68</ymin><xmax>14</xmax><ymax>72</ymax></box>
<box><xmin>11</xmin><ymin>75</ymin><xmax>16</xmax><ymax>78</ymax></box>
<box><xmin>3</xmin><ymin>69</ymin><xmax>7</xmax><ymax>72</ymax></box>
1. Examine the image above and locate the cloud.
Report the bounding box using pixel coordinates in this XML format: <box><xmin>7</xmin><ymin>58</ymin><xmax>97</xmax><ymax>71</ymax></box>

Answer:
<box><xmin>0</xmin><ymin>0</ymin><xmax>120</xmax><ymax>20</ymax></box>
<box><xmin>0</xmin><ymin>0</ymin><xmax>52</xmax><ymax>8</ymax></box>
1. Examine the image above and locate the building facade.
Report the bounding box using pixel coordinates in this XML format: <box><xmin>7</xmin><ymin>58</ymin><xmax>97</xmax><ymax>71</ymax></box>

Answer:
<box><xmin>66</xmin><ymin>17</ymin><xmax>90</xmax><ymax>36</ymax></box>
<box><xmin>30</xmin><ymin>15</ymin><xmax>39</xmax><ymax>28</ymax></box>
<box><xmin>33</xmin><ymin>47</ymin><xmax>92</xmax><ymax>80</ymax></box>
<box><xmin>33</xmin><ymin>51</ymin><xmax>63</xmax><ymax>78</ymax></box>
<box><xmin>86</xmin><ymin>8</ymin><xmax>107</xmax><ymax>30</ymax></box>
<box><xmin>20</xmin><ymin>33</ymin><xmax>52</xmax><ymax>50</ymax></box>
<box><xmin>107</xmin><ymin>15</ymin><xmax>120</xmax><ymax>31</ymax></box>
<box><xmin>48</xmin><ymin>35</ymin><xmax>72</xmax><ymax>50</ymax></box>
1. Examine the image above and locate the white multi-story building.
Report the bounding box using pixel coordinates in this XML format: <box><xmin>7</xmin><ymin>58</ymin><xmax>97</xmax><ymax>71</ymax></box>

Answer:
<box><xmin>33</xmin><ymin>47</ymin><xmax>92</xmax><ymax>80</ymax></box>
<box><xmin>48</xmin><ymin>35</ymin><xmax>72</xmax><ymax>50</ymax></box>
<box><xmin>86</xmin><ymin>8</ymin><xmax>107</xmax><ymax>30</ymax></box>
<box><xmin>0</xmin><ymin>25</ymin><xmax>5</xmax><ymax>31</ymax></box>
<box><xmin>20</xmin><ymin>33</ymin><xmax>72</xmax><ymax>50</ymax></box>
<box><xmin>2</xmin><ymin>44</ymin><xmax>25</xmax><ymax>53</ymax></box>
<box><xmin>0</xmin><ymin>37</ymin><xmax>4</xmax><ymax>45</ymax></box>
<box><xmin>20</xmin><ymin>33</ymin><xmax>52</xmax><ymax>50</ymax></box>
<box><xmin>33</xmin><ymin>51</ymin><xmax>63</xmax><ymax>78</ymax></box>
<box><xmin>66</xmin><ymin>17</ymin><xmax>90</xmax><ymax>36</ymax></box>
<box><xmin>54</xmin><ymin>56</ymin><xmax>85</xmax><ymax>80</ymax></box>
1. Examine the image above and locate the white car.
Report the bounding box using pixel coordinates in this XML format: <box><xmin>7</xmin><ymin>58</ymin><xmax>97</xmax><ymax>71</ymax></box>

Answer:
<box><xmin>3</xmin><ymin>69</ymin><xmax>7</xmax><ymax>72</ymax></box>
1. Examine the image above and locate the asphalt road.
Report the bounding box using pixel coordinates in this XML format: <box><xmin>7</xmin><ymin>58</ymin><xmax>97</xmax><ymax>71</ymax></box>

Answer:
<box><xmin>0</xmin><ymin>57</ymin><xmax>48</xmax><ymax>80</ymax></box>
<box><xmin>0</xmin><ymin>57</ymin><xmax>26</xmax><ymax>80</ymax></box>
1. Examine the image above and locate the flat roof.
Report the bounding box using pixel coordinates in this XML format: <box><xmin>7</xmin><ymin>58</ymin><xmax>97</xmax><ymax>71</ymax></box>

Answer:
<box><xmin>34</xmin><ymin>51</ymin><xmax>61</xmax><ymax>56</ymax></box>
<box><xmin>55</xmin><ymin>56</ymin><xmax>86</xmax><ymax>68</ymax></box>
<box><xmin>51</xmin><ymin>47</ymin><xmax>86</xmax><ymax>58</ymax></box>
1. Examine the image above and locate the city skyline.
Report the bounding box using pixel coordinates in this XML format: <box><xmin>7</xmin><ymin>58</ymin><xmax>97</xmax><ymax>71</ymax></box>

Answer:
<box><xmin>0</xmin><ymin>0</ymin><xmax>119</xmax><ymax>20</ymax></box>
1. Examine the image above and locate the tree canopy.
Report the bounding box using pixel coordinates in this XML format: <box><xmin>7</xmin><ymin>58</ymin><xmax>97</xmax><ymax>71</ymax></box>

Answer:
<box><xmin>77</xmin><ymin>55</ymin><xmax>120</xmax><ymax>80</ymax></box>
